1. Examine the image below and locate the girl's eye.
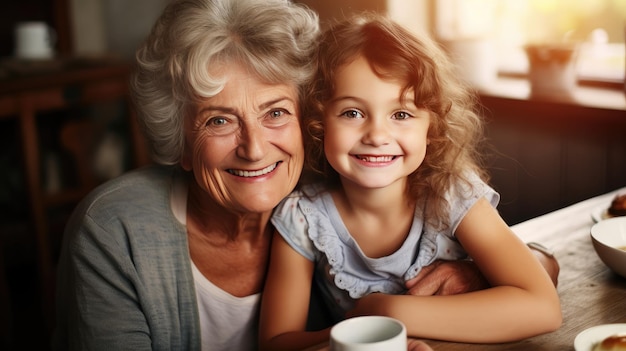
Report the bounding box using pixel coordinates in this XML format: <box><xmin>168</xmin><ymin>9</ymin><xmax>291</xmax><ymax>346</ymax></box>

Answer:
<box><xmin>341</xmin><ymin>110</ymin><xmax>363</xmax><ymax>119</ymax></box>
<box><xmin>393</xmin><ymin>111</ymin><xmax>413</xmax><ymax>120</ymax></box>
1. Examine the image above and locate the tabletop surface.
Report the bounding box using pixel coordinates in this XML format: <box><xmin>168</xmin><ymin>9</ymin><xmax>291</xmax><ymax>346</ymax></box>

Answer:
<box><xmin>427</xmin><ymin>187</ymin><xmax>626</xmax><ymax>351</ymax></box>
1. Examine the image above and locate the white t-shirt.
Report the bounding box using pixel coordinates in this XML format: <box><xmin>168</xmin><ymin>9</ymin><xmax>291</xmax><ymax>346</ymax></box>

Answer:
<box><xmin>191</xmin><ymin>262</ymin><xmax>260</xmax><ymax>351</ymax></box>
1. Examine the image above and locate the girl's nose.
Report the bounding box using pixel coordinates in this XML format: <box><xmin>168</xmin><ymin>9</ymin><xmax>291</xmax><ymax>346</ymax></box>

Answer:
<box><xmin>361</xmin><ymin>118</ymin><xmax>391</xmax><ymax>146</ymax></box>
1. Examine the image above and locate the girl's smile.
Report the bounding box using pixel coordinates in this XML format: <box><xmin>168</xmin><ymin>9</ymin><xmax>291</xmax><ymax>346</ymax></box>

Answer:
<box><xmin>352</xmin><ymin>154</ymin><xmax>398</xmax><ymax>165</ymax></box>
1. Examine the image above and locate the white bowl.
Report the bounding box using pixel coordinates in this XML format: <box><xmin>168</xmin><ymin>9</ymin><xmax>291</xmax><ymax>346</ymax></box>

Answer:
<box><xmin>591</xmin><ymin>217</ymin><xmax>626</xmax><ymax>279</ymax></box>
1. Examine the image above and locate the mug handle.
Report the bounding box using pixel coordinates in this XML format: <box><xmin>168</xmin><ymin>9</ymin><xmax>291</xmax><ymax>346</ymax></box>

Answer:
<box><xmin>47</xmin><ymin>25</ymin><xmax>57</xmax><ymax>50</ymax></box>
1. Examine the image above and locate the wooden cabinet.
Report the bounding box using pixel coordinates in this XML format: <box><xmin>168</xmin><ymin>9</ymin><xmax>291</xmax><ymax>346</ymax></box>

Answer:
<box><xmin>478</xmin><ymin>79</ymin><xmax>626</xmax><ymax>225</ymax></box>
<box><xmin>0</xmin><ymin>57</ymin><xmax>151</xmax><ymax>336</ymax></box>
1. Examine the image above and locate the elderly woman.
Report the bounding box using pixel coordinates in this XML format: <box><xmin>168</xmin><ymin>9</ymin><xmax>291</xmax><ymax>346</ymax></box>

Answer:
<box><xmin>52</xmin><ymin>0</ymin><xmax>559</xmax><ymax>350</ymax></box>
<box><xmin>54</xmin><ymin>0</ymin><xmax>315</xmax><ymax>349</ymax></box>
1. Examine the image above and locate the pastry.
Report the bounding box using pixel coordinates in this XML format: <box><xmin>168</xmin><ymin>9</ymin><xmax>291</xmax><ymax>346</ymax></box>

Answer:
<box><xmin>608</xmin><ymin>192</ymin><xmax>626</xmax><ymax>217</ymax></box>
<box><xmin>593</xmin><ymin>333</ymin><xmax>626</xmax><ymax>351</ymax></box>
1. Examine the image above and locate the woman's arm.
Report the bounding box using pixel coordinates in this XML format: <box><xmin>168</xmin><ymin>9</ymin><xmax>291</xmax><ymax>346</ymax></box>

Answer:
<box><xmin>528</xmin><ymin>242</ymin><xmax>559</xmax><ymax>286</ymax></box>
<box><xmin>347</xmin><ymin>198</ymin><xmax>562</xmax><ymax>343</ymax></box>
<box><xmin>258</xmin><ymin>232</ymin><xmax>330</xmax><ymax>351</ymax></box>
<box><xmin>54</xmin><ymin>219</ymin><xmax>153</xmax><ymax>351</ymax></box>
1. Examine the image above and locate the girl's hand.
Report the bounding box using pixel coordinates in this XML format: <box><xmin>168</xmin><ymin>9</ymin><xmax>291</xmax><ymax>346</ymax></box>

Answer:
<box><xmin>408</xmin><ymin>339</ymin><xmax>434</xmax><ymax>351</ymax></box>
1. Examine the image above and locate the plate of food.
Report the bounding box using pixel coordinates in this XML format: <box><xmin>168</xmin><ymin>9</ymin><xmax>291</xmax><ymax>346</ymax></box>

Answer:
<box><xmin>592</xmin><ymin>191</ymin><xmax>626</xmax><ymax>223</ymax></box>
<box><xmin>574</xmin><ymin>324</ymin><xmax>626</xmax><ymax>351</ymax></box>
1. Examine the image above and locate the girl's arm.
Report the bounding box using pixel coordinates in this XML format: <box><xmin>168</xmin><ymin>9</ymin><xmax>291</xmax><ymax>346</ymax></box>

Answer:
<box><xmin>258</xmin><ymin>232</ymin><xmax>331</xmax><ymax>351</ymax></box>
<box><xmin>404</xmin><ymin>245</ymin><xmax>559</xmax><ymax>296</ymax></box>
<box><xmin>347</xmin><ymin>197</ymin><xmax>562</xmax><ymax>343</ymax></box>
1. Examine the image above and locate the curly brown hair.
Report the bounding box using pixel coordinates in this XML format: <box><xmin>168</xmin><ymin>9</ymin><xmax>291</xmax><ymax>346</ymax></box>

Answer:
<box><xmin>302</xmin><ymin>13</ymin><xmax>488</xmax><ymax>228</ymax></box>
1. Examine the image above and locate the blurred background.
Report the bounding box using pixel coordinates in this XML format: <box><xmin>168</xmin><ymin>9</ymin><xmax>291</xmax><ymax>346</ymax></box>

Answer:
<box><xmin>0</xmin><ymin>0</ymin><xmax>624</xmax><ymax>349</ymax></box>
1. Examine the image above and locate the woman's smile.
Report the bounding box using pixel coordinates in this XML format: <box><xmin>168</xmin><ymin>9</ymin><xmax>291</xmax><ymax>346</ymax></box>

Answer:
<box><xmin>227</xmin><ymin>161</ymin><xmax>280</xmax><ymax>177</ymax></box>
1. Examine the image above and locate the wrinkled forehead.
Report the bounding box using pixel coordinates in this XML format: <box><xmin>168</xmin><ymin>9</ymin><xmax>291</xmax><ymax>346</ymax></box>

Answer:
<box><xmin>189</xmin><ymin>61</ymin><xmax>299</xmax><ymax>113</ymax></box>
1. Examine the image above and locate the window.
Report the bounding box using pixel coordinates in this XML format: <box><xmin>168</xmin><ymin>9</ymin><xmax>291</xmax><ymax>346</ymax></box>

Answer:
<box><xmin>435</xmin><ymin>0</ymin><xmax>626</xmax><ymax>85</ymax></box>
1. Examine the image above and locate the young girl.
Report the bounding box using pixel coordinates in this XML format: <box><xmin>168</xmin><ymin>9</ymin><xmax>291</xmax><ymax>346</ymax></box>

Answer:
<box><xmin>258</xmin><ymin>14</ymin><xmax>561</xmax><ymax>350</ymax></box>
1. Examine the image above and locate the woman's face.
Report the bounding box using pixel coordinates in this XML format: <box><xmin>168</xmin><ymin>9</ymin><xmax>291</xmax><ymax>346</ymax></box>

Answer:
<box><xmin>182</xmin><ymin>62</ymin><xmax>304</xmax><ymax>214</ymax></box>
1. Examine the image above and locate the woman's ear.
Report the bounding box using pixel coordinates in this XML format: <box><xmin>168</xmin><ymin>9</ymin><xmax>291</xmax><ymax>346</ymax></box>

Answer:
<box><xmin>181</xmin><ymin>145</ymin><xmax>192</xmax><ymax>171</ymax></box>
<box><xmin>180</xmin><ymin>114</ymin><xmax>193</xmax><ymax>171</ymax></box>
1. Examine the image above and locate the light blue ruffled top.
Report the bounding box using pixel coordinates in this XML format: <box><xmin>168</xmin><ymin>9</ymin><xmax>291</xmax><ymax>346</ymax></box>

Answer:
<box><xmin>270</xmin><ymin>173</ymin><xmax>499</xmax><ymax>322</ymax></box>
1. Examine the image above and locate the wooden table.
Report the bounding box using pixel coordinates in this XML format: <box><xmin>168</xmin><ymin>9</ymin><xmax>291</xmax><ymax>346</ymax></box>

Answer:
<box><xmin>427</xmin><ymin>187</ymin><xmax>626</xmax><ymax>351</ymax></box>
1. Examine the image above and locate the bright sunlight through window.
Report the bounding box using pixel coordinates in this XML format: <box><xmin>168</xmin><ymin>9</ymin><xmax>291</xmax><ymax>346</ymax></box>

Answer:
<box><xmin>435</xmin><ymin>0</ymin><xmax>626</xmax><ymax>84</ymax></box>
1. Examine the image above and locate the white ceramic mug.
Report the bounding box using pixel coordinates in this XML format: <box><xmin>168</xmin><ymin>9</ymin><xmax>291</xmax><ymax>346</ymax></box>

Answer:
<box><xmin>14</xmin><ymin>21</ymin><xmax>56</xmax><ymax>59</ymax></box>
<box><xmin>329</xmin><ymin>316</ymin><xmax>407</xmax><ymax>351</ymax></box>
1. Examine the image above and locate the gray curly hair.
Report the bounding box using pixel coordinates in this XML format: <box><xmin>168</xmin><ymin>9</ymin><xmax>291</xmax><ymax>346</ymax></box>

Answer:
<box><xmin>131</xmin><ymin>0</ymin><xmax>319</xmax><ymax>165</ymax></box>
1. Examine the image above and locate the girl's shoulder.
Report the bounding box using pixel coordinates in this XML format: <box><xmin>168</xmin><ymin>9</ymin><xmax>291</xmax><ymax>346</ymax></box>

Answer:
<box><xmin>448</xmin><ymin>171</ymin><xmax>499</xmax><ymax>206</ymax></box>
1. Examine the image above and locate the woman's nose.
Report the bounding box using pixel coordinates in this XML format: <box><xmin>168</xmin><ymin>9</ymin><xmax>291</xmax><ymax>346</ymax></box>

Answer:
<box><xmin>236</xmin><ymin>123</ymin><xmax>266</xmax><ymax>161</ymax></box>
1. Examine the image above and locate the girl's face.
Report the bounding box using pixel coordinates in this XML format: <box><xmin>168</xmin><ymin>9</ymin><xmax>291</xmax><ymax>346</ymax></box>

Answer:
<box><xmin>182</xmin><ymin>62</ymin><xmax>304</xmax><ymax>214</ymax></box>
<box><xmin>323</xmin><ymin>55</ymin><xmax>431</xmax><ymax>190</ymax></box>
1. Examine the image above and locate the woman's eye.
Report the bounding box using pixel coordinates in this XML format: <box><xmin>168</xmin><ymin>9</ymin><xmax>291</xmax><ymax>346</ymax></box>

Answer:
<box><xmin>269</xmin><ymin>109</ymin><xmax>285</xmax><ymax>119</ymax></box>
<box><xmin>204</xmin><ymin>116</ymin><xmax>238</xmax><ymax>135</ymax></box>
<box><xmin>264</xmin><ymin>108</ymin><xmax>293</xmax><ymax>127</ymax></box>
<box><xmin>341</xmin><ymin>110</ymin><xmax>363</xmax><ymax>119</ymax></box>
<box><xmin>207</xmin><ymin>117</ymin><xmax>228</xmax><ymax>126</ymax></box>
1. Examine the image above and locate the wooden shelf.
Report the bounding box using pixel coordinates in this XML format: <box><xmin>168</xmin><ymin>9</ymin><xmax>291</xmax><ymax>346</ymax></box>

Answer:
<box><xmin>476</xmin><ymin>78</ymin><xmax>626</xmax><ymax>225</ymax></box>
<box><xmin>0</xmin><ymin>56</ymin><xmax>151</xmax><ymax>337</ymax></box>
<box><xmin>477</xmin><ymin>76</ymin><xmax>626</xmax><ymax>112</ymax></box>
